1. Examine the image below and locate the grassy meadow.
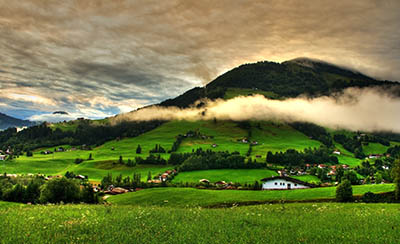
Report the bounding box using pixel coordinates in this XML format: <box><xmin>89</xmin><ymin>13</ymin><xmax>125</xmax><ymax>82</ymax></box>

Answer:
<box><xmin>1</xmin><ymin>202</ymin><xmax>399</xmax><ymax>244</ymax></box>
<box><xmin>2</xmin><ymin>120</ymin><xmax>396</xmax><ymax>183</ymax></box>
<box><xmin>172</xmin><ymin>169</ymin><xmax>277</xmax><ymax>184</ymax></box>
<box><xmin>108</xmin><ymin>184</ymin><xmax>394</xmax><ymax>207</ymax></box>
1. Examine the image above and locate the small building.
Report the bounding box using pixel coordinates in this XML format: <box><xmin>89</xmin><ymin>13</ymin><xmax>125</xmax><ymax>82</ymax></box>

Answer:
<box><xmin>215</xmin><ymin>181</ymin><xmax>227</xmax><ymax>186</ymax></box>
<box><xmin>333</xmin><ymin>150</ymin><xmax>341</xmax><ymax>155</ymax></box>
<box><xmin>369</xmin><ymin>154</ymin><xmax>382</xmax><ymax>159</ymax></box>
<box><xmin>260</xmin><ymin>176</ymin><xmax>315</xmax><ymax>190</ymax></box>
<box><xmin>199</xmin><ymin>179</ymin><xmax>210</xmax><ymax>184</ymax></box>
<box><xmin>0</xmin><ymin>155</ymin><xmax>6</xmax><ymax>161</ymax></box>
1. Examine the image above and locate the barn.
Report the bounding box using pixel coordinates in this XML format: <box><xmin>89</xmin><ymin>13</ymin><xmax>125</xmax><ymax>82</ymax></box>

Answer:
<box><xmin>260</xmin><ymin>176</ymin><xmax>315</xmax><ymax>190</ymax></box>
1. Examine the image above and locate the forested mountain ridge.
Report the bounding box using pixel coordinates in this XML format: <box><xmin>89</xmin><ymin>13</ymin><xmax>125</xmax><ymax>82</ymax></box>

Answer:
<box><xmin>0</xmin><ymin>112</ymin><xmax>34</xmax><ymax>130</ymax></box>
<box><xmin>159</xmin><ymin>58</ymin><xmax>400</xmax><ymax>108</ymax></box>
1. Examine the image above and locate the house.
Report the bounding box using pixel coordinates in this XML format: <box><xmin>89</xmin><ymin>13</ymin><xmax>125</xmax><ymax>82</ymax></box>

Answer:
<box><xmin>318</xmin><ymin>164</ymin><xmax>326</xmax><ymax>169</ymax></box>
<box><xmin>260</xmin><ymin>176</ymin><xmax>315</xmax><ymax>190</ymax></box>
<box><xmin>105</xmin><ymin>187</ymin><xmax>129</xmax><ymax>195</ymax></box>
<box><xmin>342</xmin><ymin>164</ymin><xmax>349</xmax><ymax>169</ymax></box>
<box><xmin>369</xmin><ymin>154</ymin><xmax>382</xmax><ymax>159</ymax></box>
<box><xmin>199</xmin><ymin>179</ymin><xmax>210</xmax><ymax>184</ymax></box>
<box><xmin>0</xmin><ymin>154</ymin><xmax>6</xmax><ymax>161</ymax></box>
<box><xmin>215</xmin><ymin>181</ymin><xmax>227</xmax><ymax>186</ymax></box>
<box><xmin>333</xmin><ymin>150</ymin><xmax>341</xmax><ymax>155</ymax></box>
<box><xmin>75</xmin><ymin>175</ymin><xmax>86</xmax><ymax>180</ymax></box>
<box><xmin>212</xmin><ymin>144</ymin><xmax>218</xmax><ymax>148</ymax></box>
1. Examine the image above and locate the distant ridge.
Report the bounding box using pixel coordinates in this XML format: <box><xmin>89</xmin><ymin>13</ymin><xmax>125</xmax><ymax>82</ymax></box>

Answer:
<box><xmin>159</xmin><ymin>57</ymin><xmax>400</xmax><ymax>108</ymax></box>
<box><xmin>0</xmin><ymin>112</ymin><xmax>34</xmax><ymax>130</ymax></box>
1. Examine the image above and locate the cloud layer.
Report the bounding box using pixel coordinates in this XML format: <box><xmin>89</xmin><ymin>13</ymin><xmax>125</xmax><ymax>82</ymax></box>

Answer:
<box><xmin>0</xmin><ymin>0</ymin><xmax>400</xmax><ymax>119</ymax></box>
<box><xmin>114</xmin><ymin>88</ymin><xmax>400</xmax><ymax>133</ymax></box>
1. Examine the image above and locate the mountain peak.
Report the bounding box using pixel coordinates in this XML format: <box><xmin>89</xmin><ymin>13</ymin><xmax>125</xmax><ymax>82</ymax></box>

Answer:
<box><xmin>284</xmin><ymin>57</ymin><xmax>325</xmax><ymax>68</ymax></box>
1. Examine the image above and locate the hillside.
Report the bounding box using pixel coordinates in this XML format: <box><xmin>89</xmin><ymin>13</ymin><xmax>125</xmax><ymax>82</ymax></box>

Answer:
<box><xmin>159</xmin><ymin>58</ymin><xmax>400</xmax><ymax>108</ymax></box>
<box><xmin>0</xmin><ymin>112</ymin><xmax>34</xmax><ymax>130</ymax></box>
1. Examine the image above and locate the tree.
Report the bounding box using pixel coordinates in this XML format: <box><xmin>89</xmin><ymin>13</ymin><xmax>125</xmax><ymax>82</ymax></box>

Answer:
<box><xmin>392</xmin><ymin>159</ymin><xmax>400</xmax><ymax>201</ymax></box>
<box><xmin>119</xmin><ymin>156</ymin><xmax>124</xmax><ymax>164</ymax></box>
<box><xmin>26</xmin><ymin>151</ymin><xmax>33</xmax><ymax>157</ymax></box>
<box><xmin>342</xmin><ymin>170</ymin><xmax>359</xmax><ymax>185</ymax></box>
<box><xmin>39</xmin><ymin>178</ymin><xmax>80</xmax><ymax>203</ymax></box>
<box><xmin>336</xmin><ymin>166</ymin><xmax>344</xmax><ymax>183</ymax></box>
<box><xmin>147</xmin><ymin>171</ymin><xmax>152</xmax><ymax>181</ymax></box>
<box><xmin>116</xmin><ymin>174</ymin><xmax>123</xmax><ymax>186</ymax></box>
<box><xmin>336</xmin><ymin>179</ymin><xmax>353</xmax><ymax>202</ymax></box>
<box><xmin>136</xmin><ymin>144</ymin><xmax>142</xmax><ymax>154</ymax></box>
<box><xmin>88</xmin><ymin>153</ymin><xmax>93</xmax><ymax>160</ymax></box>
<box><xmin>101</xmin><ymin>173</ymin><xmax>113</xmax><ymax>189</ymax></box>
<box><xmin>80</xmin><ymin>182</ymin><xmax>98</xmax><ymax>204</ymax></box>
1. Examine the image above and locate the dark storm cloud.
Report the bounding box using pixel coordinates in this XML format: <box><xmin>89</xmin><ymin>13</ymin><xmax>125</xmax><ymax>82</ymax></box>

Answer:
<box><xmin>0</xmin><ymin>0</ymin><xmax>399</xmax><ymax>120</ymax></box>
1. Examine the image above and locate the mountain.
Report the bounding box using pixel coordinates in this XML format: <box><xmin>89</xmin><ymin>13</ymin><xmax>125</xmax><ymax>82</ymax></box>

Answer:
<box><xmin>0</xmin><ymin>112</ymin><xmax>34</xmax><ymax>130</ymax></box>
<box><xmin>53</xmin><ymin>111</ymin><xmax>69</xmax><ymax>115</ymax></box>
<box><xmin>160</xmin><ymin>58</ymin><xmax>400</xmax><ymax>108</ymax></box>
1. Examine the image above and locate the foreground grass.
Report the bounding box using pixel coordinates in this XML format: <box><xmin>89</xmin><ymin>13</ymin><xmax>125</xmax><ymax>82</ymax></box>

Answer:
<box><xmin>172</xmin><ymin>169</ymin><xmax>277</xmax><ymax>184</ymax></box>
<box><xmin>109</xmin><ymin>184</ymin><xmax>394</xmax><ymax>207</ymax></box>
<box><xmin>1</xmin><ymin>203</ymin><xmax>399</xmax><ymax>244</ymax></box>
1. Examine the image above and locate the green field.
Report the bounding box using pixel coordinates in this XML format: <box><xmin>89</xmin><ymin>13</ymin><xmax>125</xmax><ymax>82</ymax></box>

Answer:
<box><xmin>2</xmin><ymin>120</ymin><xmax>331</xmax><ymax>181</ymax></box>
<box><xmin>363</xmin><ymin>142</ymin><xmax>390</xmax><ymax>155</ymax></box>
<box><xmin>108</xmin><ymin>184</ymin><xmax>394</xmax><ymax>207</ymax></box>
<box><xmin>4</xmin><ymin>120</ymin><xmax>396</xmax><ymax>182</ymax></box>
<box><xmin>1</xmin><ymin>202</ymin><xmax>399</xmax><ymax>243</ymax></box>
<box><xmin>172</xmin><ymin>169</ymin><xmax>277</xmax><ymax>184</ymax></box>
<box><xmin>250</xmin><ymin>122</ymin><xmax>321</xmax><ymax>158</ymax></box>
<box><xmin>292</xmin><ymin>175</ymin><xmax>322</xmax><ymax>184</ymax></box>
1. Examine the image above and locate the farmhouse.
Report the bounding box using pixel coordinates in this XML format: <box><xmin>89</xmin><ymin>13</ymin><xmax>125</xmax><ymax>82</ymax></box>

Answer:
<box><xmin>260</xmin><ymin>176</ymin><xmax>315</xmax><ymax>190</ymax></box>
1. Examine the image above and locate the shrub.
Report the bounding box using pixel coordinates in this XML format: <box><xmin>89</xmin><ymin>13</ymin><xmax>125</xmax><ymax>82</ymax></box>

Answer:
<box><xmin>39</xmin><ymin>178</ymin><xmax>80</xmax><ymax>203</ymax></box>
<box><xmin>336</xmin><ymin>180</ymin><xmax>353</xmax><ymax>202</ymax></box>
<box><xmin>74</xmin><ymin>158</ymin><xmax>84</xmax><ymax>164</ymax></box>
<box><xmin>361</xmin><ymin>191</ymin><xmax>379</xmax><ymax>203</ymax></box>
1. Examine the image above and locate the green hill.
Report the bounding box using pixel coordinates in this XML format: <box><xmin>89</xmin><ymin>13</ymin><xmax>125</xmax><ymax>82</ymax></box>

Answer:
<box><xmin>159</xmin><ymin>58</ymin><xmax>400</xmax><ymax>108</ymax></box>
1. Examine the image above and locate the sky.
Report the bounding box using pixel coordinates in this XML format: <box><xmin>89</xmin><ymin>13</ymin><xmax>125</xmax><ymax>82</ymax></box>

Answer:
<box><xmin>0</xmin><ymin>0</ymin><xmax>399</xmax><ymax>121</ymax></box>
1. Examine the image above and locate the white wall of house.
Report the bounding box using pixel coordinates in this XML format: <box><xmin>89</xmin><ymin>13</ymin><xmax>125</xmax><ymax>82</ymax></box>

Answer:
<box><xmin>261</xmin><ymin>179</ymin><xmax>309</xmax><ymax>190</ymax></box>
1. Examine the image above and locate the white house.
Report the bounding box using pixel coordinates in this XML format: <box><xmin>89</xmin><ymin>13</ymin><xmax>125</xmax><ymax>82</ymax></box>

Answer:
<box><xmin>0</xmin><ymin>155</ymin><xmax>6</xmax><ymax>161</ymax></box>
<box><xmin>260</xmin><ymin>176</ymin><xmax>315</xmax><ymax>190</ymax></box>
<box><xmin>333</xmin><ymin>150</ymin><xmax>341</xmax><ymax>155</ymax></box>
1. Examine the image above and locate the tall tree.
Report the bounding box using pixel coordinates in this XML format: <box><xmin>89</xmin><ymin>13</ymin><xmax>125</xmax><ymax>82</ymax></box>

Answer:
<box><xmin>136</xmin><ymin>144</ymin><xmax>142</xmax><ymax>154</ymax></box>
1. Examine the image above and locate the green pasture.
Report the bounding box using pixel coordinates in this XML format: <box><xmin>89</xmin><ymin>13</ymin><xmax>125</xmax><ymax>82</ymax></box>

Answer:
<box><xmin>109</xmin><ymin>184</ymin><xmax>394</xmax><ymax>207</ymax></box>
<box><xmin>172</xmin><ymin>169</ymin><xmax>277</xmax><ymax>184</ymax></box>
<box><xmin>1</xmin><ymin>203</ymin><xmax>400</xmax><ymax>244</ymax></box>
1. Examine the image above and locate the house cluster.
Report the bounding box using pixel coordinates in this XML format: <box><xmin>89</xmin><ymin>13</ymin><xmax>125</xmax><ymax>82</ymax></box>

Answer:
<box><xmin>41</xmin><ymin>150</ymin><xmax>53</xmax><ymax>155</ymax></box>
<box><xmin>104</xmin><ymin>185</ymin><xmax>130</xmax><ymax>195</ymax></box>
<box><xmin>368</xmin><ymin>154</ymin><xmax>383</xmax><ymax>159</ymax></box>
<box><xmin>148</xmin><ymin>169</ymin><xmax>177</xmax><ymax>184</ymax></box>
<box><xmin>237</xmin><ymin>138</ymin><xmax>258</xmax><ymax>145</ymax></box>
<box><xmin>0</xmin><ymin>148</ymin><xmax>13</xmax><ymax>160</ymax></box>
<box><xmin>199</xmin><ymin>179</ymin><xmax>236</xmax><ymax>189</ymax></box>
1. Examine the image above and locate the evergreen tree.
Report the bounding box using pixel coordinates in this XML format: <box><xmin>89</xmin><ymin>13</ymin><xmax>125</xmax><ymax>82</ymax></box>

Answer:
<box><xmin>147</xmin><ymin>171</ymin><xmax>152</xmax><ymax>181</ymax></box>
<box><xmin>136</xmin><ymin>144</ymin><xmax>142</xmax><ymax>154</ymax></box>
